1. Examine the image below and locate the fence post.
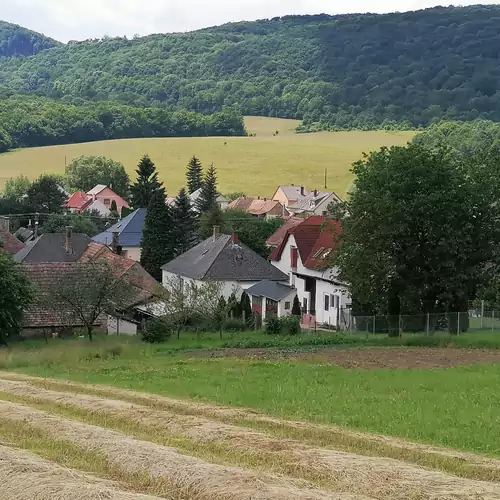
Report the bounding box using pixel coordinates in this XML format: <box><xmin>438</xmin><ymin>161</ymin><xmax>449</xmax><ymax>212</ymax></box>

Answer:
<box><xmin>457</xmin><ymin>311</ymin><xmax>460</xmax><ymax>336</ymax></box>
<box><xmin>426</xmin><ymin>312</ymin><xmax>430</xmax><ymax>336</ymax></box>
<box><xmin>372</xmin><ymin>315</ymin><xmax>376</xmax><ymax>335</ymax></box>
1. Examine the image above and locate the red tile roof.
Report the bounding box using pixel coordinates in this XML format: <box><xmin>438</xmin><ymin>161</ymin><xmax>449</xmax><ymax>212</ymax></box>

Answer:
<box><xmin>65</xmin><ymin>192</ymin><xmax>89</xmax><ymax>210</ymax></box>
<box><xmin>248</xmin><ymin>199</ymin><xmax>284</xmax><ymax>216</ymax></box>
<box><xmin>227</xmin><ymin>196</ymin><xmax>255</xmax><ymax>212</ymax></box>
<box><xmin>269</xmin><ymin>216</ymin><xmax>341</xmax><ymax>270</ymax></box>
<box><xmin>0</xmin><ymin>228</ymin><xmax>25</xmax><ymax>255</ymax></box>
<box><xmin>266</xmin><ymin>217</ymin><xmax>303</xmax><ymax>247</ymax></box>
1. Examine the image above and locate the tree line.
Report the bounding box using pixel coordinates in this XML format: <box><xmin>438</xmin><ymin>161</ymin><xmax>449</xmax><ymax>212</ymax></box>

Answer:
<box><xmin>0</xmin><ymin>96</ymin><xmax>246</xmax><ymax>152</ymax></box>
<box><xmin>1</xmin><ymin>6</ymin><xmax>500</xmax><ymax>130</ymax></box>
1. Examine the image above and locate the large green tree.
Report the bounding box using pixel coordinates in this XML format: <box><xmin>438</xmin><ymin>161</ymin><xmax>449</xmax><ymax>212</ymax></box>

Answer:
<box><xmin>0</xmin><ymin>126</ymin><xmax>12</xmax><ymax>153</ymax></box>
<box><xmin>41</xmin><ymin>214</ymin><xmax>99</xmax><ymax>236</ymax></box>
<box><xmin>3</xmin><ymin>174</ymin><xmax>31</xmax><ymax>202</ymax></box>
<box><xmin>65</xmin><ymin>156</ymin><xmax>130</xmax><ymax>199</ymax></box>
<box><xmin>27</xmin><ymin>174</ymin><xmax>67</xmax><ymax>213</ymax></box>
<box><xmin>186</xmin><ymin>156</ymin><xmax>203</xmax><ymax>195</ymax></box>
<box><xmin>171</xmin><ymin>188</ymin><xmax>198</xmax><ymax>256</ymax></box>
<box><xmin>196</xmin><ymin>163</ymin><xmax>218</xmax><ymax>213</ymax></box>
<box><xmin>141</xmin><ymin>189</ymin><xmax>174</xmax><ymax>281</ymax></box>
<box><xmin>0</xmin><ymin>254</ymin><xmax>33</xmax><ymax>345</ymax></box>
<box><xmin>331</xmin><ymin>143</ymin><xmax>500</xmax><ymax>334</ymax></box>
<box><xmin>130</xmin><ymin>155</ymin><xmax>164</xmax><ymax>209</ymax></box>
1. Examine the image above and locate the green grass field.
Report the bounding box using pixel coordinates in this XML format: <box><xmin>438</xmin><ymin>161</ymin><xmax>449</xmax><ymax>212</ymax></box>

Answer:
<box><xmin>3</xmin><ymin>332</ymin><xmax>500</xmax><ymax>456</ymax></box>
<box><xmin>0</xmin><ymin>117</ymin><xmax>414</xmax><ymax>198</ymax></box>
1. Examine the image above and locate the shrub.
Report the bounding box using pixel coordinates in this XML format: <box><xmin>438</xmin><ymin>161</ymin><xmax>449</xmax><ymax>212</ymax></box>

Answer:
<box><xmin>141</xmin><ymin>318</ymin><xmax>172</xmax><ymax>344</ymax></box>
<box><xmin>221</xmin><ymin>318</ymin><xmax>247</xmax><ymax>332</ymax></box>
<box><xmin>281</xmin><ymin>316</ymin><xmax>301</xmax><ymax>335</ymax></box>
<box><xmin>265</xmin><ymin>317</ymin><xmax>282</xmax><ymax>335</ymax></box>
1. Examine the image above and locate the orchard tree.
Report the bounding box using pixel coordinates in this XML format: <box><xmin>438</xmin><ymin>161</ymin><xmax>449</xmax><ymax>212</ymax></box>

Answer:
<box><xmin>186</xmin><ymin>156</ymin><xmax>203</xmax><ymax>194</ymax></box>
<box><xmin>27</xmin><ymin>174</ymin><xmax>67</xmax><ymax>213</ymax></box>
<box><xmin>331</xmin><ymin>143</ymin><xmax>500</xmax><ymax>334</ymax></box>
<box><xmin>65</xmin><ymin>156</ymin><xmax>130</xmax><ymax>199</ymax></box>
<box><xmin>130</xmin><ymin>154</ymin><xmax>164</xmax><ymax>208</ymax></box>
<box><xmin>141</xmin><ymin>189</ymin><xmax>173</xmax><ymax>280</ymax></box>
<box><xmin>196</xmin><ymin>163</ymin><xmax>218</xmax><ymax>213</ymax></box>
<box><xmin>0</xmin><ymin>254</ymin><xmax>33</xmax><ymax>345</ymax></box>
<box><xmin>171</xmin><ymin>188</ymin><xmax>198</xmax><ymax>256</ymax></box>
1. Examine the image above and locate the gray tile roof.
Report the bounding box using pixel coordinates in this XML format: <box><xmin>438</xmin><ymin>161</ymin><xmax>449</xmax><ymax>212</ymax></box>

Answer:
<box><xmin>14</xmin><ymin>233</ymin><xmax>91</xmax><ymax>263</ymax></box>
<box><xmin>92</xmin><ymin>208</ymin><xmax>146</xmax><ymax>247</ymax></box>
<box><xmin>246</xmin><ymin>280</ymin><xmax>296</xmax><ymax>301</ymax></box>
<box><xmin>162</xmin><ymin>234</ymin><xmax>288</xmax><ymax>282</ymax></box>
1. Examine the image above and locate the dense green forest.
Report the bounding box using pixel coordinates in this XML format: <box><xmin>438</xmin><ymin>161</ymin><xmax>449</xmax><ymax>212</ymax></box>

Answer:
<box><xmin>0</xmin><ymin>96</ymin><xmax>245</xmax><ymax>151</ymax></box>
<box><xmin>0</xmin><ymin>6</ymin><xmax>500</xmax><ymax>130</ymax></box>
<box><xmin>0</xmin><ymin>21</ymin><xmax>59</xmax><ymax>58</ymax></box>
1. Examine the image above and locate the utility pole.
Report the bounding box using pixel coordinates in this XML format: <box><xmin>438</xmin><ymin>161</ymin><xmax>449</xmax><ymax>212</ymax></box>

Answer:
<box><xmin>324</xmin><ymin>168</ymin><xmax>327</xmax><ymax>189</ymax></box>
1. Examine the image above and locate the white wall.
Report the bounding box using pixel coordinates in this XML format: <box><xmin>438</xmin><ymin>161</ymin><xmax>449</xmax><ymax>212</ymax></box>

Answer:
<box><xmin>107</xmin><ymin>316</ymin><xmax>137</xmax><ymax>335</ymax></box>
<box><xmin>123</xmin><ymin>246</ymin><xmax>141</xmax><ymax>262</ymax></box>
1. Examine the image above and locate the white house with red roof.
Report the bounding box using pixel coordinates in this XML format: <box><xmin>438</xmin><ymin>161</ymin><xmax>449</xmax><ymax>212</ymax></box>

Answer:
<box><xmin>65</xmin><ymin>185</ymin><xmax>129</xmax><ymax>216</ymax></box>
<box><xmin>268</xmin><ymin>216</ymin><xmax>351</xmax><ymax>328</ymax></box>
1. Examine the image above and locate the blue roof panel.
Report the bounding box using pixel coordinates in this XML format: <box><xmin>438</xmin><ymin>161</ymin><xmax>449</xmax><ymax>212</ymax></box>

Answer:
<box><xmin>92</xmin><ymin>208</ymin><xmax>147</xmax><ymax>247</ymax></box>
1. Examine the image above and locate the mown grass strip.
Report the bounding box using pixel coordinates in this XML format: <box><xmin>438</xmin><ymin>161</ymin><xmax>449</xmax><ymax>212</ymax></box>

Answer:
<box><xmin>0</xmin><ymin>390</ymin><xmax>334</xmax><ymax>491</ymax></box>
<box><xmin>6</xmin><ymin>376</ymin><xmax>500</xmax><ymax>483</ymax></box>
<box><xmin>0</xmin><ymin>415</ymin><xmax>183</xmax><ymax>499</ymax></box>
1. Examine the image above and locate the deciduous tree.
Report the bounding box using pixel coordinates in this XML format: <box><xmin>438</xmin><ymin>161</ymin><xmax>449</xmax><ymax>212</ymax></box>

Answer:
<box><xmin>27</xmin><ymin>174</ymin><xmax>67</xmax><ymax>213</ymax></box>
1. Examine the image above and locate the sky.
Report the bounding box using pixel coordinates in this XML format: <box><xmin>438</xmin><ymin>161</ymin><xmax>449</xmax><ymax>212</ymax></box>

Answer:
<box><xmin>0</xmin><ymin>0</ymin><xmax>496</xmax><ymax>42</ymax></box>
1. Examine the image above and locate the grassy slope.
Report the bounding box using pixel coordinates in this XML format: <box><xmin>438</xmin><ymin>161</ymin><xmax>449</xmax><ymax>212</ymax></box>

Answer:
<box><xmin>3</xmin><ymin>333</ymin><xmax>500</xmax><ymax>456</ymax></box>
<box><xmin>0</xmin><ymin>117</ymin><xmax>414</xmax><ymax>197</ymax></box>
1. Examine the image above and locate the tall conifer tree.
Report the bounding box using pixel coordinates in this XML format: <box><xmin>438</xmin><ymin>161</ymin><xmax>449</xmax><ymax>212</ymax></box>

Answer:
<box><xmin>171</xmin><ymin>188</ymin><xmax>198</xmax><ymax>256</ymax></box>
<box><xmin>186</xmin><ymin>156</ymin><xmax>203</xmax><ymax>194</ymax></box>
<box><xmin>130</xmin><ymin>155</ymin><xmax>164</xmax><ymax>208</ymax></box>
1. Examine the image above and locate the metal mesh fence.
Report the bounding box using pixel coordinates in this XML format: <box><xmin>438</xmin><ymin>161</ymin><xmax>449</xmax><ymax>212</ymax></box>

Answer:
<box><xmin>334</xmin><ymin>310</ymin><xmax>500</xmax><ymax>335</ymax></box>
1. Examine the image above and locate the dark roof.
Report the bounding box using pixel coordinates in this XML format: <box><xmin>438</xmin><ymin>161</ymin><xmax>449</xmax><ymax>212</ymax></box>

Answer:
<box><xmin>246</xmin><ymin>280</ymin><xmax>296</xmax><ymax>301</ymax></box>
<box><xmin>162</xmin><ymin>234</ymin><xmax>288</xmax><ymax>282</ymax></box>
<box><xmin>14</xmin><ymin>233</ymin><xmax>91</xmax><ymax>263</ymax></box>
<box><xmin>269</xmin><ymin>216</ymin><xmax>341</xmax><ymax>270</ymax></box>
<box><xmin>23</xmin><ymin>263</ymin><xmax>86</xmax><ymax>328</ymax></box>
<box><xmin>0</xmin><ymin>228</ymin><xmax>25</xmax><ymax>255</ymax></box>
<box><xmin>92</xmin><ymin>208</ymin><xmax>146</xmax><ymax>247</ymax></box>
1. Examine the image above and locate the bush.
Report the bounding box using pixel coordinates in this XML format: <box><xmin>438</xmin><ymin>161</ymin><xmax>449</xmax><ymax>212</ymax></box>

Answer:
<box><xmin>141</xmin><ymin>318</ymin><xmax>172</xmax><ymax>344</ymax></box>
<box><xmin>265</xmin><ymin>317</ymin><xmax>282</xmax><ymax>335</ymax></box>
<box><xmin>280</xmin><ymin>316</ymin><xmax>301</xmax><ymax>335</ymax></box>
<box><xmin>221</xmin><ymin>318</ymin><xmax>247</xmax><ymax>332</ymax></box>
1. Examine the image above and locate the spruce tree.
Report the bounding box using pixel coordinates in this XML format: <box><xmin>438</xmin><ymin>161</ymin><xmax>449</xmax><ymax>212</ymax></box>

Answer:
<box><xmin>130</xmin><ymin>155</ymin><xmax>164</xmax><ymax>208</ymax></box>
<box><xmin>240</xmin><ymin>291</ymin><xmax>252</xmax><ymax>325</ymax></box>
<box><xmin>186</xmin><ymin>156</ymin><xmax>203</xmax><ymax>195</ymax></box>
<box><xmin>140</xmin><ymin>189</ymin><xmax>173</xmax><ymax>281</ymax></box>
<box><xmin>198</xmin><ymin>204</ymin><xmax>224</xmax><ymax>239</ymax></box>
<box><xmin>171</xmin><ymin>187</ymin><xmax>198</xmax><ymax>256</ymax></box>
<box><xmin>196</xmin><ymin>163</ymin><xmax>218</xmax><ymax>213</ymax></box>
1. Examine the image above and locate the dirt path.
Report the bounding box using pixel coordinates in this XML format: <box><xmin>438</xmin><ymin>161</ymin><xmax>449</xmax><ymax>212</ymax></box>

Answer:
<box><xmin>0</xmin><ymin>371</ymin><xmax>499</xmax><ymax>500</ymax></box>
<box><xmin>192</xmin><ymin>347</ymin><xmax>500</xmax><ymax>369</ymax></box>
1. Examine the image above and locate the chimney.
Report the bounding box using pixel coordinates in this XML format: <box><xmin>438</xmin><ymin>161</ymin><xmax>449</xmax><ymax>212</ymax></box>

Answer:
<box><xmin>0</xmin><ymin>217</ymin><xmax>9</xmax><ymax>232</ymax></box>
<box><xmin>314</xmin><ymin>189</ymin><xmax>318</xmax><ymax>197</ymax></box>
<box><xmin>213</xmin><ymin>225</ymin><xmax>220</xmax><ymax>242</ymax></box>
<box><xmin>300</xmin><ymin>186</ymin><xmax>305</xmax><ymax>196</ymax></box>
<box><xmin>112</xmin><ymin>231</ymin><xmax>119</xmax><ymax>253</ymax></box>
<box><xmin>65</xmin><ymin>226</ymin><xmax>73</xmax><ymax>254</ymax></box>
<box><xmin>232</xmin><ymin>232</ymin><xmax>239</xmax><ymax>244</ymax></box>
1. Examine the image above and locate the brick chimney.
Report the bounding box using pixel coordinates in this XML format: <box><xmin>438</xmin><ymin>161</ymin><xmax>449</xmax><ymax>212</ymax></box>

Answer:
<box><xmin>232</xmin><ymin>232</ymin><xmax>239</xmax><ymax>244</ymax></box>
<box><xmin>112</xmin><ymin>231</ymin><xmax>119</xmax><ymax>253</ymax></box>
<box><xmin>300</xmin><ymin>186</ymin><xmax>305</xmax><ymax>196</ymax></box>
<box><xmin>65</xmin><ymin>226</ymin><xmax>73</xmax><ymax>254</ymax></box>
<box><xmin>314</xmin><ymin>189</ymin><xmax>318</xmax><ymax>197</ymax></box>
<box><xmin>213</xmin><ymin>225</ymin><xmax>220</xmax><ymax>242</ymax></box>
<box><xmin>0</xmin><ymin>217</ymin><xmax>9</xmax><ymax>232</ymax></box>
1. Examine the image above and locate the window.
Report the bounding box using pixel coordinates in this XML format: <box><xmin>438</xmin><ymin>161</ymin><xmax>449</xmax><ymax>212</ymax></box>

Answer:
<box><xmin>331</xmin><ymin>295</ymin><xmax>340</xmax><ymax>308</ymax></box>
<box><xmin>324</xmin><ymin>294</ymin><xmax>330</xmax><ymax>311</ymax></box>
<box><xmin>104</xmin><ymin>198</ymin><xmax>111</xmax><ymax>205</ymax></box>
<box><xmin>253</xmin><ymin>296</ymin><xmax>263</xmax><ymax>307</ymax></box>
<box><xmin>285</xmin><ymin>301</ymin><xmax>291</xmax><ymax>310</ymax></box>
<box><xmin>303</xmin><ymin>297</ymin><xmax>308</xmax><ymax>312</ymax></box>
<box><xmin>313</xmin><ymin>247</ymin><xmax>325</xmax><ymax>259</ymax></box>
<box><xmin>290</xmin><ymin>247</ymin><xmax>298</xmax><ymax>268</ymax></box>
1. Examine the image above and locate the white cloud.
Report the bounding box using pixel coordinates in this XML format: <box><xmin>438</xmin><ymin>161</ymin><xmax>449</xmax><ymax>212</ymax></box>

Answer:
<box><xmin>0</xmin><ymin>0</ymin><xmax>497</xmax><ymax>42</ymax></box>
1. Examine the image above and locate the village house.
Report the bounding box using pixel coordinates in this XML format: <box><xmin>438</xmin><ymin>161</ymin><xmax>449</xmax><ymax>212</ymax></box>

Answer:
<box><xmin>162</xmin><ymin>226</ymin><xmax>288</xmax><ymax>299</ymax></box>
<box><xmin>265</xmin><ymin>216</ymin><xmax>303</xmax><ymax>248</ymax></box>
<box><xmin>246</xmin><ymin>279</ymin><xmax>297</xmax><ymax>321</ymax></box>
<box><xmin>92</xmin><ymin>208</ymin><xmax>146</xmax><ymax>261</ymax></box>
<box><xmin>227</xmin><ymin>196</ymin><xmax>286</xmax><ymax>219</ymax></box>
<box><xmin>0</xmin><ymin>217</ymin><xmax>25</xmax><ymax>255</ymax></box>
<box><xmin>189</xmin><ymin>188</ymin><xmax>230</xmax><ymax>212</ymax></box>
<box><xmin>272</xmin><ymin>185</ymin><xmax>310</xmax><ymax>208</ymax></box>
<box><xmin>286</xmin><ymin>190</ymin><xmax>342</xmax><ymax>217</ymax></box>
<box><xmin>65</xmin><ymin>185</ymin><xmax>129</xmax><ymax>216</ymax></box>
<box><xmin>268</xmin><ymin>216</ymin><xmax>351</xmax><ymax>329</ymax></box>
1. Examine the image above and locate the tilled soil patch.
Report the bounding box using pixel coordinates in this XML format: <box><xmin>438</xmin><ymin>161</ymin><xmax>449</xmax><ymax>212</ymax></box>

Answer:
<box><xmin>193</xmin><ymin>347</ymin><xmax>500</xmax><ymax>369</ymax></box>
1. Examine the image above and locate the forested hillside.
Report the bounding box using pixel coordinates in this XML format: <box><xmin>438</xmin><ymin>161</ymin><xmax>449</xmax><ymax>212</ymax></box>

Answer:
<box><xmin>0</xmin><ymin>96</ymin><xmax>245</xmax><ymax>152</ymax></box>
<box><xmin>0</xmin><ymin>21</ymin><xmax>59</xmax><ymax>58</ymax></box>
<box><xmin>0</xmin><ymin>5</ymin><xmax>499</xmax><ymax>129</ymax></box>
